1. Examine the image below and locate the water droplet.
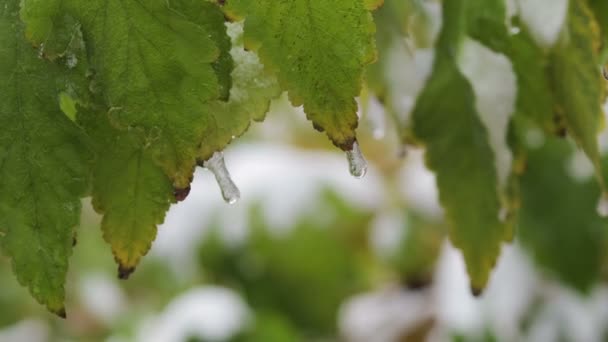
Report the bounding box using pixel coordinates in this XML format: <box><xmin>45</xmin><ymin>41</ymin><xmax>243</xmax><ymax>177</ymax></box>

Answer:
<box><xmin>597</xmin><ymin>193</ymin><xmax>608</xmax><ymax>217</ymax></box>
<box><xmin>204</xmin><ymin>152</ymin><xmax>241</xmax><ymax>204</ymax></box>
<box><xmin>346</xmin><ymin>141</ymin><xmax>368</xmax><ymax>179</ymax></box>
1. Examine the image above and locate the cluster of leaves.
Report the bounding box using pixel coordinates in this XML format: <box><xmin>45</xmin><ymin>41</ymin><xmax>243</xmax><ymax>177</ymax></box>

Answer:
<box><xmin>0</xmin><ymin>0</ymin><xmax>380</xmax><ymax>315</ymax></box>
<box><xmin>1</xmin><ymin>0</ymin><xmax>608</xmax><ymax>316</ymax></box>
<box><xmin>369</xmin><ymin>0</ymin><xmax>608</xmax><ymax>294</ymax></box>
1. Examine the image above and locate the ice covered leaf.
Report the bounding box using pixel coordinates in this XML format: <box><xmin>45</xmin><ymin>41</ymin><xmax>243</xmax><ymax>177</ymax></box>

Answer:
<box><xmin>0</xmin><ymin>0</ymin><xmax>90</xmax><ymax>315</ymax></box>
<box><xmin>21</xmin><ymin>0</ymin><xmax>231</xmax><ymax>188</ymax></box>
<box><xmin>78</xmin><ymin>108</ymin><xmax>174</xmax><ymax>279</ymax></box>
<box><xmin>411</xmin><ymin>0</ymin><xmax>505</xmax><ymax>292</ymax></box>
<box><xmin>224</xmin><ymin>0</ymin><xmax>378</xmax><ymax>150</ymax></box>
<box><xmin>549</xmin><ymin>0</ymin><xmax>606</xmax><ymax>188</ymax></box>
<box><xmin>519</xmin><ymin>137</ymin><xmax>606</xmax><ymax>293</ymax></box>
<box><xmin>198</xmin><ymin>22</ymin><xmax>281</xmax><ymax>161</ymax></box>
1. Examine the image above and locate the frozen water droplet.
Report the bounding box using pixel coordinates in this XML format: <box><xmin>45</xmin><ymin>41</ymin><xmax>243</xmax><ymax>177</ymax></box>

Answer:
<box><xmin>597</xmin><ymin>193</ymin><xmax>608</xmax><ymax>217</ymax></box>
<box><xmin>346</xmin><ymin>141</ymin><xmax>368</xmax><ymax>179</ymax></box>
<box><xmin>204</xmin><ymin>152</ymin><xmax>241</xmax><ymax>204</ymax></box>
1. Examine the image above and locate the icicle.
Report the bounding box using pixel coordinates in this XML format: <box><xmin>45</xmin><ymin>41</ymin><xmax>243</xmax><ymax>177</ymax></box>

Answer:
<box><xmin>346</xmin><ymin>141</ymin><xmax>368</xmax><ymax>179</ymax></box>
<box><xmin>204</xmin><ymin>152</ymin><xmax>241</xmax><ymax>204</ymax></box>
<box><xmin>597</xmin><ymin>193</ymin><xmax>608</xmax><ymax>217</ymax></box>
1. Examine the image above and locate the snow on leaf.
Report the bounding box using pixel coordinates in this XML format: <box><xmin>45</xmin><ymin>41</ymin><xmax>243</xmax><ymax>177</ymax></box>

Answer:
<box><xmin>198</xmin><ymin>22</ymin><xmax>281</xmax><ymax>162</ymax></box>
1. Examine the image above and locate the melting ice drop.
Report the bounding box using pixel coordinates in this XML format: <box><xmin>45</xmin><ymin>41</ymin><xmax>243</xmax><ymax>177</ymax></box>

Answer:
<box><xmin>346</xmin><ymin>141</ymin><xmax>368</xmax><ymax>179</ymax></box>
<box><xmin>204</xmin><ymin>152</ymin><xmax>241</xmax><ymax>204</ymax></box>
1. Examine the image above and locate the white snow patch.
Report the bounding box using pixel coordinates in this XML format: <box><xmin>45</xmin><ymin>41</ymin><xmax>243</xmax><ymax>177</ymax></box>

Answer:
<box><xmin>517</xmin><ymin>0</ymin><xmax>568</xmax><ymax>47</ymax></box>
<box><xmin>459</xmin><ymin>38</ymin><xmax>517</xmax><ymax>191</ymax></box>
<box><xmin>136</xmin><ymin>287</ymin><xmax>249</xmax><ymax>342</ymax></box>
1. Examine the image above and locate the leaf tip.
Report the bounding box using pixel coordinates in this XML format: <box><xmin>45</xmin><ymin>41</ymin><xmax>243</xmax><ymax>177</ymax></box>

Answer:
<box><xmin>54</xmin><ymin>307</ymin><xmax>67</xmax><ymax>319</ymax></box>
<box><xmin>173</xmin><ymin>185</ymin><xmax>191</xmax><ymax>202</ymax></box>
<box><xmin>470</xmin><ymin>286</ymin><xmax>484</xmax><ymax>297</ymax></box>
<box><xmin>118</xmin><ymin>265</ymin><xmax>136</xmax><ymax>280</ymax></box>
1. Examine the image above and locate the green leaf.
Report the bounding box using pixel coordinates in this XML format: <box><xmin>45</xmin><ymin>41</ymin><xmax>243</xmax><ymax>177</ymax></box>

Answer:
<box><xmin>224</xmin><ymin>0</ymin><xmax>378</xmax><ymax>150</ymax></box>
<box><xmin>21</xmin><ymin>0</ymin><xmax>230</xmax><ymax>188</ymax></box>
<box><xmin>589</xmin><ymin>0</ymin><xmax>608</xmax><ymax>57</ymax></box>
<box><xmin>519</xmin><ymin>136</ymin><xmax>606</xmax><ymax>292</ymax></box>
<box><xmin>549</xmin><ymin>0</ymin><xmax>606</xmax><ymax>188</ymax></box>
<box><xmin>411</xmin><ymin>0</ymin><xmax>505</xmax><ymax>292</ymax></box>
<box><xmin>0</xmin><ymin>0</ymin><xmax>90</xmax><ymax>315</ymax></box>
<box><xmin>169</xmin><ymin>0</ymin><xmax>234</xmax><ymax>101</ymax></box>
<box><xmin>79</xmin><ymin>109</ymin><xmax>174</xmax><ymax>279</ymax></box>
<box><xmin>198</xmin><ymin>22</ymin><xmax>281</xmax><ymax>161</ymax></box>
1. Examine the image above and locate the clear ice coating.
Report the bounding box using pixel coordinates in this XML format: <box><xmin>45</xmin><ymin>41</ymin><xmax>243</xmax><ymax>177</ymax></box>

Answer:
<box><xmin>346</xmin><ymin>141</ymin><xmax>368</xmax><ymax>179</ymax></box>
<box><xmin>597</xmin><ymin>193</ymin><xmax>608</xmax><ymax>217</ymax></box>
<box><xmin>204</xmin><ymin>152</ymin><xmax>241</xmax><ymax>204</ymax></box>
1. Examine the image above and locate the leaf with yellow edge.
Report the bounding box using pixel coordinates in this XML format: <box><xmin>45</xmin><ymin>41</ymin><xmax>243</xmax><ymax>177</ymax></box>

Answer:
<box><xmin>549</xmin><ymin>0</ymin><xmax>606</xmax><ymax>189</ymax></box>
<box><xmin>224</xmin><ymin>0</ymin><xmax>378</xmax><ymax>150</ymax></box>
<box><xmin>79</xmin><ymin>107</ymin><xmax>174</xmax><ymax>279</ymax></box>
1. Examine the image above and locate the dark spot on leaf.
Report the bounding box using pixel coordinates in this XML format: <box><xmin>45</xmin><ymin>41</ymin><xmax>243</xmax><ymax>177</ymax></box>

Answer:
<box><xmin>173</xmin><ymin>186</ymin><xmax>191</xmax><ymax>202</ymax></box>
<box><xmin>55</xmin><ymin>308</ymin><xmax>67</xmax><ymax>319</ymax></box>
<box><xmin>72</xmin><ymin>233</ymin><xmax>78</xmax><ymax>247</ymax></box>
<box><xmin>312</xmin><ymin>122</ymin><xmax>325</xmax><ymax>133</ymax></box>
<box><xmin>471</xmin><ymin>286</ymin><xmax>483</xmax><ymax>297</ymax></box>
<box><xmin>118</xmin><ymin>266</ymin><xmax>136</xmax><ymax>280</ymax></box>
<box><xmin>338</xmin><ymin>137</ymin><xmax>356</xmax><ymax>151</ymax></box>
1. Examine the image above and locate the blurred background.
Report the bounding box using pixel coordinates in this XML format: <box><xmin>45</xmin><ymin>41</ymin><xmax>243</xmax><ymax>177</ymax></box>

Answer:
<box><xmin>3</xmin><ymin>0</ymin><xmax>608</xmax><ymax>341</ymax></box>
